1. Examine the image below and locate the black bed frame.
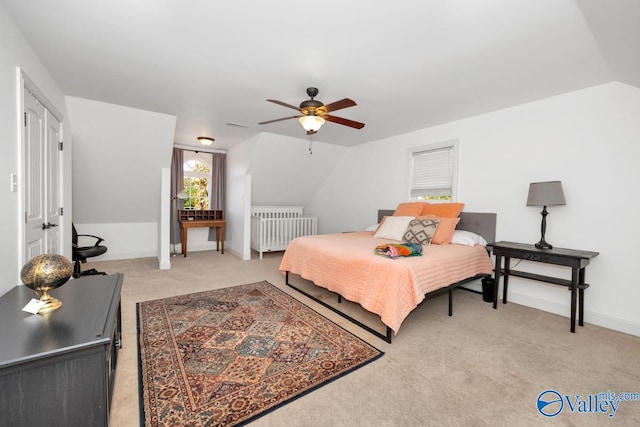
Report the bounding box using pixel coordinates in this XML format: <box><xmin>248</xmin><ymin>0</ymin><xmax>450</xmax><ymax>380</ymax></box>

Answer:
<box><xmin>285</xmin><ymin>210</ymin><xmax>497</xmax><ymax>344</ymax></box>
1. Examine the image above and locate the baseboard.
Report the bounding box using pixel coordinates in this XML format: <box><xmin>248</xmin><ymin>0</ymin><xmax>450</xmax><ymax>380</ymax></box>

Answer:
<box><xmin>227</xmin><ymin>248</ymin><xmax>249</xmax><ymax>260</ymax></box>
<box><xmin>98</xmin><ymin>250</ymin><xmax>157</xmax><ymax>261</ymax></box>
<box><xmin>507</xmin><ymin>291</ymin><xmax>640</xmax><ymax>337</ymax></box>
<box><xmin>158</xmin><ymin>258</ymin><xmax>171</xmax><ymax>270</ymax></box>
<box><xmin>96</xmin><ymin>245</ymin><xmax>237</xmax><ymax>262</ymax></box>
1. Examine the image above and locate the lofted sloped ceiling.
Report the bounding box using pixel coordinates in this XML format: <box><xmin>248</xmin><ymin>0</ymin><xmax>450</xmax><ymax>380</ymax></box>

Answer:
<box><xmin>1</xmin><ymin>0</ymin><xmax>638</xmax><ymax>150</ymax></box>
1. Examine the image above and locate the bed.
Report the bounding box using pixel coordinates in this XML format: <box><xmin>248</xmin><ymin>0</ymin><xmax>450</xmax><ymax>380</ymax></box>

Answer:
<box><xmin>279</xmin><ymin>210</ymin><xmax>496</xmax><ymax>343</ymax></box>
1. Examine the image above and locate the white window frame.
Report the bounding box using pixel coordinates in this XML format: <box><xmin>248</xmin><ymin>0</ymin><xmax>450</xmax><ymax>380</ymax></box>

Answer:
<box><xmin>182</xmin><ymin>151</ymin><xmax>212</xmax><ymax>209</ymax></box>
<box><xmin>407</xmin><ymin>139</ymin><xmax>459</xmax><ymax>202</ymax></box>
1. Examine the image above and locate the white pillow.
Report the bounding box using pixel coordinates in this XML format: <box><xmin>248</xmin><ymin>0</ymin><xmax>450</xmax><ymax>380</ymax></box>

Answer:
<box><xmin>450</xmin><ymin>230</ymin><xmax>488</xmax><ymax>247</ymax></box>
<box><xmin>373</xmin><ymin>216</ymin><xmax>414</xmax><ymax>241</ymax></box>
<box><xmin>365</xmin><ymin>224</ymin><xmax>379</xmax><ymax>232</ymax></box>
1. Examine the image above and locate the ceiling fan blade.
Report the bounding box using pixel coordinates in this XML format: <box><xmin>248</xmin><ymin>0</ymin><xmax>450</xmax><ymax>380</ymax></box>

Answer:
<box><xmin>323</xmin><ymin>98</ymin><xmax>357</xmax><ymax>113</ymax></box>
<box><xmin>267</xmin><ymin>99</ymin><xmax>301</xmax><ymax>111</ymax></box>
<box><xmin>258</xmin><ymin>115</ymin><xmax>301</xmax><ymax>125</ymax></box>
<box><xmin>323</xmin><ymin>114</ymin><xmax>365</xmax><ymax>129</ymax></box>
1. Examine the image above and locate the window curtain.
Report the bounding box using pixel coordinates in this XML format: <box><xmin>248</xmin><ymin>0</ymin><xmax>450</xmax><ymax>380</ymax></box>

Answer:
<box><xmin>208</xmin><ymin>152</ymin><xmax>226</xmax><ymax>241</ymax></box>
<box><xmin>170</xmin><ymin>147</ymin><xmax>184</xmax><ymax>246</ymax></box>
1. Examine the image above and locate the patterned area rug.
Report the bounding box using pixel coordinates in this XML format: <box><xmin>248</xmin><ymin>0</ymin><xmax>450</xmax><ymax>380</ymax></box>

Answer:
<box><xmin>137</xmin><ymin>281</ymin><xmax>383</xmax><ymax>426</ymax></box>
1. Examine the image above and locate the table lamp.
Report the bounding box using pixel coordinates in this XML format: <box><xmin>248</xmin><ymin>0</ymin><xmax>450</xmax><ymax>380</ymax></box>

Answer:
<box><xmin>526</xmin><ymin>181</ymin><xmax>566</xmax><ymax>249</ymax></box>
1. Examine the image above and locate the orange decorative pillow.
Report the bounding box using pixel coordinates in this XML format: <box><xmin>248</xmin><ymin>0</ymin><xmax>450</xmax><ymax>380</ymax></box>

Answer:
<box><xmin>418</xmin><ymin>215</ymin><xmax>460</xmax><ymax>245</ymax></box>
<box><xmin>393</xmin><ymin>202</ymin><xmax>428</xmax><ymax>216</ymax></box>
<box><xmin>421</xmin><ymin>202</ymin><xmax>464</xmax><ymax>218</ymax></box>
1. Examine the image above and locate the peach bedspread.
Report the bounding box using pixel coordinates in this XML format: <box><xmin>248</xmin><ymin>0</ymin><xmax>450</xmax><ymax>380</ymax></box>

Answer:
<box><xmin>279</xmin><ymin>231</ymin><xmax>493</xmax><ymax>334</ymax></box>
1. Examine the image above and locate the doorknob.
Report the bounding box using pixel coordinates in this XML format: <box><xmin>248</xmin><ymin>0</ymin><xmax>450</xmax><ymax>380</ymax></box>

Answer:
<box><xmin>42</xmin><ymin>222</ymin><xmax>58</xmax><ymax>230</ymax></box>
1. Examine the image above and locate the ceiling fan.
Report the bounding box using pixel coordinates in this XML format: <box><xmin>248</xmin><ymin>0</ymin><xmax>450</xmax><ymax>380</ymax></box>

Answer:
<box><xmin>258</xmin><ymin>87</ymin><xmax>365</xmax><ymax>135</ymax></box>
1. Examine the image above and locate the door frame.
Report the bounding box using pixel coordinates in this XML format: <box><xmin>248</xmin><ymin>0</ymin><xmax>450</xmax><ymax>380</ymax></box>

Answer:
<box><xmin>18</xmin><ymin>69</ymin><xmax>65</xmax><ymax>267</ymax></box>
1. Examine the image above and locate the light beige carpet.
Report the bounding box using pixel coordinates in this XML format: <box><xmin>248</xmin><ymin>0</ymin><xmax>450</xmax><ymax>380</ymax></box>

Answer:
<box><xmin>87</xmin><ymin>250</ymin><xmax>640</xmax><ymax>426</ymax></box>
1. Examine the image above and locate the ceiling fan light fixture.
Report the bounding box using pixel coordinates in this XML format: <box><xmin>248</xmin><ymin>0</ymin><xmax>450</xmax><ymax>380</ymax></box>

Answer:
<box><xmin>197</xmin><ymin>136</ymin><xmax>215</xmax><ymax>146</ymax></box>
<box><xmin>298</xmin><ymin>115</ymin><xmax>325</xmax><ymax>132</ymax></box>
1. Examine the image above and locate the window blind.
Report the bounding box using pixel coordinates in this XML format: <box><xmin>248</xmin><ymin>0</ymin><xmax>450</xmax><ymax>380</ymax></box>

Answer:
<box><xmin>410</xmin><ymin>146</ymin><xmax>454</xmax><ymax>198</ymax></box>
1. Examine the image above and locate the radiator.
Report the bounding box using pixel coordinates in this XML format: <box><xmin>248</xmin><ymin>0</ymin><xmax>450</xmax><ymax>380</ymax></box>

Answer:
<box><xmin>251</xmin><ymin>206</ymin><xmax>318</xmax><ymax>259</ymax></box>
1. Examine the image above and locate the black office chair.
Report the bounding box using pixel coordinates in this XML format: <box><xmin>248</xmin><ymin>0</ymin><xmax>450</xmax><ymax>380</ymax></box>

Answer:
<box><xmin>72</xmin><ymin>223</ymin><xmax>108</xmax><ymax>278</ymax></box>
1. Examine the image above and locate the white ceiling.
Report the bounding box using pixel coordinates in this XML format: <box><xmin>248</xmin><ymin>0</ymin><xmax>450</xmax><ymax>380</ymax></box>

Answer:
<box><xmin>2</xmin><ymin>0</ymin><xmax>638</xmax><ymax>150</ymax></box>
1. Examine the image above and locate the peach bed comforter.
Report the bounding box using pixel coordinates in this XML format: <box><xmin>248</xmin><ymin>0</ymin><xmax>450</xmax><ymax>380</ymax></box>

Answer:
<box><xmin>279</xmin><ymin>231</ymin><xmax>493</xmax><ymax>334</ymax></box>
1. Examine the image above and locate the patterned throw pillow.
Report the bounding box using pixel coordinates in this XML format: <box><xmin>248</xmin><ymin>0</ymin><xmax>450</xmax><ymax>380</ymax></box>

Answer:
<box><xmin>403</xmin><ymin>219</ymin><xmax>439</xmax><ymax>245</ymax></box>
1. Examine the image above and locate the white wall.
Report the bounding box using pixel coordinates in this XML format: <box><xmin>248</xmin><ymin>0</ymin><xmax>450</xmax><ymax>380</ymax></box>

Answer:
<box><xmin>0</xmin><ymin>6</ymin><xmax>72</xmax><ymax>296</ymax></box>
<box><xmin>310</xmin><ymin>82</ymin><xmax>640</xmax><ymax>336</ymax></box>
<box><xmin>224</xmin><ymin>132</ymin><xmax>347</xmax><ymax>260</ymax></box>
<box><xmin>248</xmin><ymin>132</ymin><xmax>347</xmax><ymax>206</ymax></box>
<box><xmin>226</xmin><ymin>135</ymin><xmax>259</xmax><ymax>259</ymax></box>
<box><xmin>66</xmin><ymin>97</ymin><xmax>176</xmax><ymax>261</ymax></box>
<box><xmin>158</xmin><ymin>168</ymin><xmax>171</xmax><ymax>269</ymax></box>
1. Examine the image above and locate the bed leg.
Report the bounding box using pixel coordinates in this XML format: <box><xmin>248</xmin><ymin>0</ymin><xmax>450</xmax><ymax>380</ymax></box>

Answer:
<box><xmin>338</xmin><ymin>295</ymin><xmax>342</xmax><ymax>303</ymax></box>
<box><xmin>448</xmin><ymin>289</ymin><xmax>453</xmax><ymax>316</ymax></box>
<box><xmin>285</xmin><ymin>271</ymin><xmax>289</xmax><ymax>285</ymax></box>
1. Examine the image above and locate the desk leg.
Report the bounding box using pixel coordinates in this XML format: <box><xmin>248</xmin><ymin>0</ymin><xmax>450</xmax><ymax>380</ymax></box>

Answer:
<box><xmin>216</xmin><ymin>227</ymin><xmax>220</xmax><ymax>252</ymax></box>
<box><xmin>181</xmin><ymin>227</ymin><xmax>187</xmax><ymax>257</ymax></box>
<box><xmin>503</xmin><ymin>257</ymin><xmax>510</xmax><ymax>304</ymax></box>
<box><xmin>570</xmin><ymin>268</ymin><xmax>579</xmax><ymax>333</ymax></box>
<box><xmin>221</xmin><ymin>226</ymin><xmax>225</xmax><ymax>254</ymax></box>
<box><xmin>493</xmin><ymin>254</ymin><xmax>501</xmax><ymax>309</ymax></box>
<box><xmin>578</xmin><ymin>267</ymin><xmax>586</xmax><ymax>327</ymax></box>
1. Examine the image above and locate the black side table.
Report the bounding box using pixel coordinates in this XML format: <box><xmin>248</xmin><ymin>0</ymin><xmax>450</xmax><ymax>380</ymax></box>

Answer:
<box><xmin>486</xmin><ymin>241</ymin><xmax>599</xmax><ymax>333</ymax></box>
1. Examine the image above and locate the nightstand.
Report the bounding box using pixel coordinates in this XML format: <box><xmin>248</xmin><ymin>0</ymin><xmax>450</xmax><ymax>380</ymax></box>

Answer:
<box><xmin>486</xmin><ymin>241</ymin><xmax>599</xmax><ymax>333</ymax></box>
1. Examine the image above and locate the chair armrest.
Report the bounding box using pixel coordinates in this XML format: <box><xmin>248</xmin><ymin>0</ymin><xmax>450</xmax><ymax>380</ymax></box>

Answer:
<box><xmin>77</xmin><ymin>234</ymin><xmax>105</xmax><ymax>246</ymax></box>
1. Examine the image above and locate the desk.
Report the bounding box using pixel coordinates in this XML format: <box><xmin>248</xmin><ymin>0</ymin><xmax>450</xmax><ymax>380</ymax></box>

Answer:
<box><xmin>179</xmin><ymin>210</ymin><xmax>225</xmax><ymax>257</ymax></box>
<box><xmin>487</xmin><ymin>241</ymin><xmax>598</xmax><ymax>333</ymax></box>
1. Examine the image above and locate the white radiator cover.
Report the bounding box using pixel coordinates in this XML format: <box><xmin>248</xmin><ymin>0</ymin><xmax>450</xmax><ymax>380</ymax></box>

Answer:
<box><xmin>250</xmin><ymin>206</ymin><xmax>318</xmax><ymax>259</ymax></box>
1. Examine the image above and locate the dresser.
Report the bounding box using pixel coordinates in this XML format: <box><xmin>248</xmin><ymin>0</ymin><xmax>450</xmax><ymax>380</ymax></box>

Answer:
<box><xmin>0</xmin><ymin>273</ymin><xmax>123</xmax><ymax>426</ymax></box>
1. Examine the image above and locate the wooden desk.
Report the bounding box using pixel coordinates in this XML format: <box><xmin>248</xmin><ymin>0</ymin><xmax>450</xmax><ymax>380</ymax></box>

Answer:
<box><xmin>179</xmin><ymin>210</ymin><xmax>225</xmax><ymax>257</ymax></box>
<box><xmin>487</xmin><ymin>241</ymin><xmax>599</xmax><ymax>333</ymax></box>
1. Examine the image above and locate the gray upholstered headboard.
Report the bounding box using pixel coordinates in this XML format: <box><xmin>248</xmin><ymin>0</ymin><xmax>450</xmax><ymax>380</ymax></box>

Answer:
<box><xmin>377</xmin><ymin>210</ymin><xmax>496</xmax><ymax>244</ymax></box>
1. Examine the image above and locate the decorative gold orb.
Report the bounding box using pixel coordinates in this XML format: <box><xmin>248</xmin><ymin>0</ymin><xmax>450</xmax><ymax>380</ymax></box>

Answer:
<box><xmin>20</xmin><ymin>254</ymin><xmax>73</xmax><ymax>313</ymax></box>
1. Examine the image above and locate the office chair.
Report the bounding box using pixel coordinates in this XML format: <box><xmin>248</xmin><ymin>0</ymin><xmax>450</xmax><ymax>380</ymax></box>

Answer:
<box><xmin>72</xmin><ymin>223</ymin><xmax>108</xmax><ymax>278</ymax></box>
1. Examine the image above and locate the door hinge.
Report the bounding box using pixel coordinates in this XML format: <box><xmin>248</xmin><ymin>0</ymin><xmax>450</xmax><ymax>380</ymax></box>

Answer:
<box><xmin>24</xmin><ymin>112</ymin><xmax>27</xmax><ymax>127</ymax></box>
<box><xmin>25</xmin><ymin>212</ymin><xmax>27</xmax><ymax>224</ymax></box>
<box><xmin>59</xmin><ymin>141</ymin><xmax>63</xmax><ymax>151</ymax></box>
<box><xmin>59</xmin><ymin>207</ymin><xmax>64</xmax><ymax>216</ymax></box>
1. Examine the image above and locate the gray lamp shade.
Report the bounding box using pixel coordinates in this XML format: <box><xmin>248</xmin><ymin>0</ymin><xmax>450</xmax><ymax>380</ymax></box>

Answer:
<box><xmin>526</xmin><ymin>181</ymin><xmax>566</xmax><ymax>207</ymax></box>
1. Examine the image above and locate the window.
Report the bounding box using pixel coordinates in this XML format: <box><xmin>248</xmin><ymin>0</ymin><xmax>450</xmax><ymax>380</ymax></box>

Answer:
<box><xmin>182</xmin><ymin>154</ymin><xmax>211</xmax><ymax>209</ymax></box>
<box><xmin>409</xmin><ymin>140</ymin><xmax>458</xmax><ymax>201</ymax></box>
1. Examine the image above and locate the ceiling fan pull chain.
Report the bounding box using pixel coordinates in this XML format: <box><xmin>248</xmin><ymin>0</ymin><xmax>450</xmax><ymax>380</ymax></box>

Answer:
<box><xmin>308</xmin><ymin>136</ymin><xmax>313</xmax><ymax>155</ymax></box>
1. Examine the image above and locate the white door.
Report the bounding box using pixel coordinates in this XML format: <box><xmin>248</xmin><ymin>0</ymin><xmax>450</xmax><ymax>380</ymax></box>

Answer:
<box><xmin>45</xmin><ymin>108</ymin><xmax>61</xmax><ymax>251</ymax></box>
<box><xmin>23</xmin><ymin>90</ymin><xmax>62</xmax><ymax>261</ymax></box>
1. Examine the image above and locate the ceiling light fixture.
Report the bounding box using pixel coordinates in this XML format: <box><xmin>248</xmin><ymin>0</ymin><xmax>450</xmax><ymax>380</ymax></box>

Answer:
<box><xmin>197</xmin><ymin>136</ymin><xmax>215</xmax><ymax>146</ymax></box>
<box><xmin>298</xmin><ymin>115</ymin><xmax>325</xmax><ymax>132</ymax></box>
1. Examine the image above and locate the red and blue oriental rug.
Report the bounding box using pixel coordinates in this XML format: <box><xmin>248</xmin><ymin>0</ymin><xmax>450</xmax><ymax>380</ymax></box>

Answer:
<box><xmin>137</xmin><ymin>281</ymin><xmax>383</xmax><ymax>426</ymax></box>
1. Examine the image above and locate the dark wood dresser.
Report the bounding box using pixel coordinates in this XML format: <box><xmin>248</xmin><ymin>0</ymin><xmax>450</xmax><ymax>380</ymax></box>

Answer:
<box><xmin>0</xmin><ymin>273</ymin><xmax>123</xmax><ymax>426</ymax></box>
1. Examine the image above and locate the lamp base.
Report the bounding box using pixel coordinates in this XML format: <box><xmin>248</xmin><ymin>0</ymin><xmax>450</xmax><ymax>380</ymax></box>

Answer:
<box><xmin>534</xmin><ymin>240</ymin><xmax>553</xmax><ymax>250</ymax></box>
<box><xmin>535</xmin><ymin>206</ymin><xmax>553</xmax><ymax>250</ymax></box>
<box><xmin>37</xmin><ymin>291</ymin><xmax>63</xmax><ymax>313</ymax></box>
